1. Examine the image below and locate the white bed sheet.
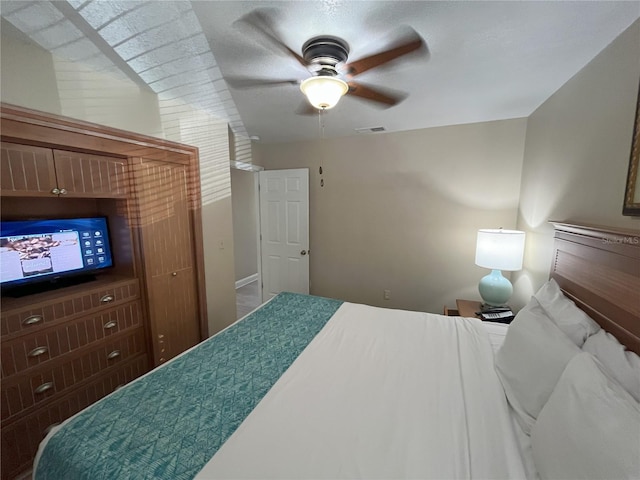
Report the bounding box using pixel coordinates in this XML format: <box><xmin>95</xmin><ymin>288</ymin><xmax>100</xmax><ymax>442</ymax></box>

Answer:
<box><xmin>482</xmin><ymin>320</ymin><xmax>509</xmax><ymax>352</ymax></box>
<box><xmin>481</xmin><ymin>320</ymin><xmax>539</xmax><ymax>480</ymax></box>
<box><xmin>196</xmin><ymin>303</ymin><xmax>527</xmax><ymax>479</ymax></box>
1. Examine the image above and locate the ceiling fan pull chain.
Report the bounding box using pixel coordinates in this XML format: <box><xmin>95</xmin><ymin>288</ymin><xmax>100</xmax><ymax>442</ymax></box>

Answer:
<box><xmin>318</xmin><ymin>109</ymin><xmax>326</xmax><ymax>187</ymax></box>
<box><xmin>317</xmin><ymin>107</ymin><xmax>327</xmax><ymax>140</ymax></box>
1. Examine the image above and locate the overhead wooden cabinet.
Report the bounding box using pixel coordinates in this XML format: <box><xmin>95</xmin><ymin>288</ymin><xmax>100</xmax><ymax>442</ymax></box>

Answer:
<box><xmin>50</xmin><ymin>149</ymin><xmax>129</xmax><ymax>198</ymax></box>
<box><xmin>0</xmin><ymin>104</ymin><xmax>208</xmax><ymax>480</ymax></box>
<box><xmin>1</xmin><ymin>142</ymin><xmax>128</xmax><ymax>198</ymax></box>
<box><xmin>1</xmin><ymin>143</ymin><xmax>57</xmax><ymax>196</ymax></box>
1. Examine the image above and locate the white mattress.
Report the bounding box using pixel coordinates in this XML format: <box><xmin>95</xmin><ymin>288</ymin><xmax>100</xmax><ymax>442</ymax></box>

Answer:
<box><xmin>196</xmin><ymin>303</ymin><xmax>528</xmax><ymax>479</ymax></box>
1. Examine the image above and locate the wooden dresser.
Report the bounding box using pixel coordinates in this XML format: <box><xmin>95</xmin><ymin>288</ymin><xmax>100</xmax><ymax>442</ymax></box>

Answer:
<box><xmin>0</xmin><ymin>104</ymin><xmax>208</xmax><ymax>479</ymax></box>
<box><xmin>1</xmin><ymin>278</ymin><xmax>147</xmax><ymax>475</ymax></box>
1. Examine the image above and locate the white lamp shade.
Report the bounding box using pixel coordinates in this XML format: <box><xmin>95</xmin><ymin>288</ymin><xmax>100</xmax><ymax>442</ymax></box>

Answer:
<box><xmin>475</xmin><ymin>229</ymin><xmax>525</xmax><ymax>271</ymax></box>
<box><xmin>300</xmin><ymin>76</ymin><xmax>349</xmax><ymax>110</ymax></box>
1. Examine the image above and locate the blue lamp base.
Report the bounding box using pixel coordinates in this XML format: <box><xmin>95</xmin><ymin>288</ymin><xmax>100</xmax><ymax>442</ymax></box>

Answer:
<box><xmin>478</xmin><ymin>269</ymin><xmax>513</xmax><ymax>306</ymax></box>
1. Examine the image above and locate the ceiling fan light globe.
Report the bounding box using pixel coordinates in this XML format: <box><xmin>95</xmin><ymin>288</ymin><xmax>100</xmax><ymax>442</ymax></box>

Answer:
<box><xmin>300</xmin><ymin>77</ymin><xmax>349</xmax><ymax>110</ymax></box>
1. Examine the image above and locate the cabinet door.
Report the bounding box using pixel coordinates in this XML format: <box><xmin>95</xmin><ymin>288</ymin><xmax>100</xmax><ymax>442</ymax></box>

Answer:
<box><xmin>1</xmin><ymin>143</ymin><xmax>57</xmax><ymax>197</ymax></box>
<box><xmin>132</xmin><ymin>159</ymin><xmax>200</xmax><ymax>365</ymax></box>
<box><xmin>151</xmin><ymin>267</ymin><xmax>199</xmax><ymax>364</ymax></box>
<box><xmin>53</xmin><ymin>150</ymin><xmax>128</xmax><ymax>198</ymax></box>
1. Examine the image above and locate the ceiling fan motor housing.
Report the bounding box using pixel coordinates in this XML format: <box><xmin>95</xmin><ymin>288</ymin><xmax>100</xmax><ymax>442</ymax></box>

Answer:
<box><xmin>302</xmin><ymin>36</ymin><xmax>349</xmax><ymax>75</ymax></box>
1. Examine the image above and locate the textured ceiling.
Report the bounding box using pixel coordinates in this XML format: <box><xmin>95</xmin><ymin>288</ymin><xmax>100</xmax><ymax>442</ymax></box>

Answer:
<box><xmin>2</xmin><ymin>1</ymin><xmax>639</xmax><ymax>143</ymax></box>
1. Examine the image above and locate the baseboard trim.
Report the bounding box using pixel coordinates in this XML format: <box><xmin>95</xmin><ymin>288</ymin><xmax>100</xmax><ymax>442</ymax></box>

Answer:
<box><xmin>236</xmin><ymin>273</ymin><xmax>259</xmax><ymax>289</ymax></box>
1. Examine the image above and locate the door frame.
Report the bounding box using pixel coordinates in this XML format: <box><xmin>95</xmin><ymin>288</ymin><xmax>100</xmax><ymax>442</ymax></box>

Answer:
<box><xmin>230</xmin><ymin>163</ymin><xmax>310</xmax><ymax>304</ymax></box>
<box><xmin>230</xmin><ymin>160</ymin><xmax>264</xmax><ymax>300</ymax></box>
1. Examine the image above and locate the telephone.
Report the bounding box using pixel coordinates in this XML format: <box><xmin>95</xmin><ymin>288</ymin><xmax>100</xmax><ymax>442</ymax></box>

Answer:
<box><xmin>476</xmin><ymin>306</ymin><xmax>514</xmax><ymax>322</ymax></box>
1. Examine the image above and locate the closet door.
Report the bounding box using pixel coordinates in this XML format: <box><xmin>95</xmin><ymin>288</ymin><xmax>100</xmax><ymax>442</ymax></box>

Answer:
<box><xmin>131</xmin><ymin>158</ymin><xmax>200</xmax><ymax>365</ymax></box>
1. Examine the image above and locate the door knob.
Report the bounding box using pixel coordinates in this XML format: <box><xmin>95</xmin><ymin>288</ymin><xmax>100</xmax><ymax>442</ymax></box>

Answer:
<box><xmin>301</xmin><ymin>250</ymin><xmax>307</xmax><ymax>255</ymax></box>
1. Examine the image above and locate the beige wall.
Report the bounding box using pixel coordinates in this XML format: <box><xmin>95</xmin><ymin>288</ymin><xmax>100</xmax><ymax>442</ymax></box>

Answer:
<box><xmin>254</xmin><ymin>118</ymin><xmax>527</xmax><ymax>313</ymax></box>
<box><xmin>1</xmin><ymin>22</ymin><xmax>162</xmax><ymax>137</ymax></box>
<box><xmin>512</xmin><ymin>19</ymin><xmax>640</xmax><ymax>309</ymax></box>
<box><xmin>231</xmin><ymin>169</ymin><xmax>259</xmax><ymax>282</ymax></box>
<box><xmin>1</xmin><ymin>21</ymin><xmax>61</xmax><ymax>115</ymax></box>
<box><xmin>0</xmin><ymin>29</ymin><xmax>238</xmax><ymax>335</ymax></box>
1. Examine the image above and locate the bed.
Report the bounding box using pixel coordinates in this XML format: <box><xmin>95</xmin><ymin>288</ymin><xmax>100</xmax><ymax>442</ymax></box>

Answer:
<box><xmin>33</xmin><ymin>222</ymin><xmax>640</xmax><ymax>479</ymax></box>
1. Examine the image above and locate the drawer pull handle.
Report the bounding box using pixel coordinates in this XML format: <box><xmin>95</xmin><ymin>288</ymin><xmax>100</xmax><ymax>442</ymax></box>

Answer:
<box><xmin>59</xmin><ymin>188</ymin><xmax>67</xmax><ymax>195</ymax></box>
<box><xmin>28</xmin><ymin>346</ymin><xmax>48</xmax><ymax>358</ymax></box>
<box><xmin>103</xmin><ymin>320</ymin><xmax>117</xmax><ymax>330</ymax></box>
<box><xmin>51</xmin><ymin>187</ymin><xmax>60</xmax><ymax>195</ymax></box>
<box><xmin>34</xmin><ymin>382</ymin><xmax>53</xmax><ymax>394</ymax></box>
<box><xmin>22</xmin><ymin>315</ymin><xmax>43</xmax><ymax>326</ymax></box>
<box><xmin>107</xmin><ymin>350</ymin><xmax>121</xmax><ymax>360</ymax></box>
<box><xmin>100</xmin><ymin>294</ymin><xmax>114</xmax><ymax>303</ymax></box>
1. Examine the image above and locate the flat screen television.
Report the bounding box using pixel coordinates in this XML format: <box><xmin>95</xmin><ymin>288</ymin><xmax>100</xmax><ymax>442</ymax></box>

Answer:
<box><xmin>0</xmin><ymin>217</ymin><xmax>114</xmax><ymax>295</ymax></box>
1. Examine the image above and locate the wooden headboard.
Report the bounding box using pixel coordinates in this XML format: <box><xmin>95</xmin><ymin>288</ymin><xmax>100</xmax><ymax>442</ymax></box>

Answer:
<box><xmin>551</xmin><ymin>222</ymin><xmax>640</xmax><ymax>355</ymax></box>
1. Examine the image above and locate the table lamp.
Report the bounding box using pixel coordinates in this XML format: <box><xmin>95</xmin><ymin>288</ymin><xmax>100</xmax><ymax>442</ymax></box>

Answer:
<box><xmin>475</xmin><ymin>228</ymin><xmax>525</xmax><ymax>307</ymax></box>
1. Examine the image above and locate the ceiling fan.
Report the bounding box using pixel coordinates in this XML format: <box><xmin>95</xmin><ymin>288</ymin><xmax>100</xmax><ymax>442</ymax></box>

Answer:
<box><xmin>226</xmin><ymin>9</ymin><xmax>428</xmax><ymax>113</ymax></box>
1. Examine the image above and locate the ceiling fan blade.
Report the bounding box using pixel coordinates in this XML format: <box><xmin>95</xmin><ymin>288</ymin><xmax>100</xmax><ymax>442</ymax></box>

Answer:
<box><xmin>225</xmin><ymin>76</ymin><xmax>299</xmax><ymax>89</ymax></box>
<box><xmin>347</xmin><ymin>82</ymin><xmax>407</xmax><ymax>107</ymax></box>
<box><xmin>343</xmin><ymin>26</ymin><xmax>427</xmax><ymax>78</ymax></box>
<box><xmin>234</xmin><ymin>8</ymin><xmax>308</xmax><ymax>69</ymax></box>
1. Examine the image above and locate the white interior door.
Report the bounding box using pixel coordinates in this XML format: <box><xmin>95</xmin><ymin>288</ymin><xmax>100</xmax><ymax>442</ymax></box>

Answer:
<box><xmin>259</xmin><ymin>168</ymin><xmax>309</xmax><ymax>301</ymax></box>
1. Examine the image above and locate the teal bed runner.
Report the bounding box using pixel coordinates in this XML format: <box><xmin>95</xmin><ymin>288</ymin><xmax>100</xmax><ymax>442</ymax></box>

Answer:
<box><xmin>35</xmin><ymin>292</ymin><xmax>343</xmax><ymax>480</ymax></box>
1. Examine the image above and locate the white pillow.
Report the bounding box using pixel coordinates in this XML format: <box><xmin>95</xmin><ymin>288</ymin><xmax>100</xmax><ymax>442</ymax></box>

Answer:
<box><xmin>495</xmin><ymin>297</ymin><xmax>581</xmax><ymax>433</ymax></box>
<box><xmin>532</xmin><ymin>352</ymin><xmax>640</xmax><ymax>480</ymax></box>
<box><xmin>533</xmin><ymin>278</ymin><xmax>600</xmax><ymax>346</ymax></box>
<box><xmin>583</xmin><ymin>329</ymin><xmax>640</xmax><ymax>402</ymax></box>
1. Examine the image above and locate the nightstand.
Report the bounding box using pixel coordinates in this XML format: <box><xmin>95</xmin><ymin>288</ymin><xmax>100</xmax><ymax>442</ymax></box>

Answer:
<box><xmin>444</xmin><ymin>299</ymin><xmax>514</xmax><ymax>323</ymax></box>
<box><xmin>443</xmin><ymin>299</ymin><xmax>483</xmax><ymax>318</ymax></box>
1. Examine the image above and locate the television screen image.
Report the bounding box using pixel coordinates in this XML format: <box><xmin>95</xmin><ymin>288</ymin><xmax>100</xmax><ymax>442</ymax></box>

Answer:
<box><xmin>0</xmin><ymin>217</ymin><xmax>113</xmax><ymax>289</ymax></box>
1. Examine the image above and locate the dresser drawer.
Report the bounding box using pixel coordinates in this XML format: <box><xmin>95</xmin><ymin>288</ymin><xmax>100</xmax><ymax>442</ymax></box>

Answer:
<box><xmin>0</xmin><ymin>354</ymin><xmax>149</xmax><ymax>480</ymax></box>
<box><xmin>1</xmin><ymin>327</ymin><xmax>146</xmax><ymax>421</ymax></box>
<box><xmin>1</xmin><ymin>301</ymin><xmax>143</xmax><ymax>378</ymax></box>
<box><xmin>1</xmin><ymin>278</ymin><xmax>140</xmax><ymax>338</ymax></box>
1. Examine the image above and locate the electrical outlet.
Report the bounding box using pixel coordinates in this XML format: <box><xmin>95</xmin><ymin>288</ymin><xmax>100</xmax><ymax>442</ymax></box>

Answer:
<box><xmin>384</xmin><ymin>289</ymin><xmax>391</xmax><ymax>300</ymax></box>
